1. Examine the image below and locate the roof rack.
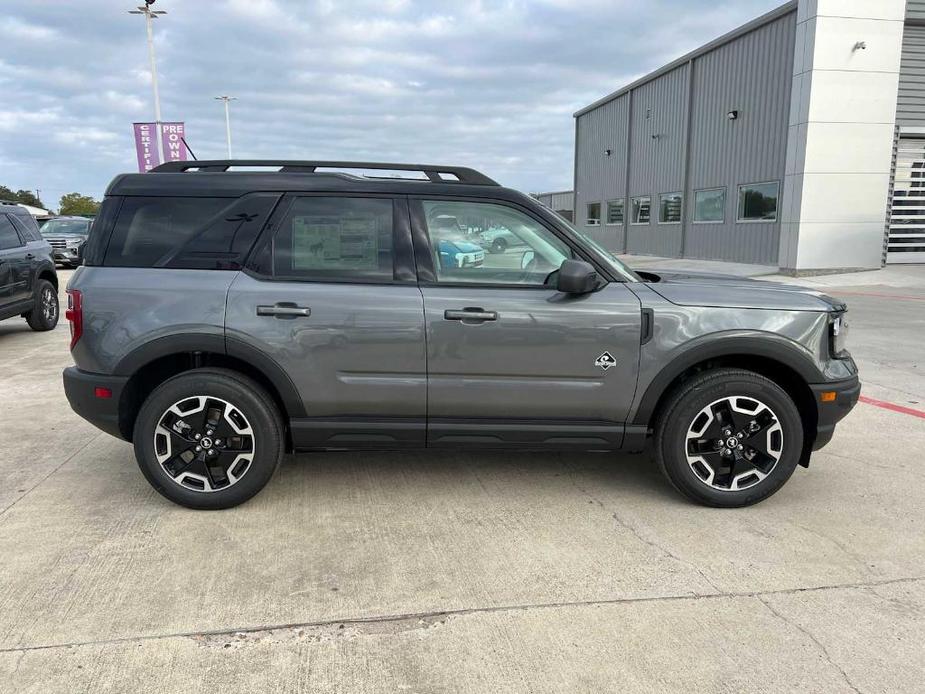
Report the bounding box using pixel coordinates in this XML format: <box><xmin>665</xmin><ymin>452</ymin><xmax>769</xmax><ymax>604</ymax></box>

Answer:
<box><xmin>150</xmin><ymin>160</ymin><xmax>499</xmax><ymax>186</ymax></box>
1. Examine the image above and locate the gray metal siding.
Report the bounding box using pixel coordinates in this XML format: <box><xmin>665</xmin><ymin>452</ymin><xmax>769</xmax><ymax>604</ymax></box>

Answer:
<box><xmin>573</xmin><ymin>7</ymin><xmax>796</xmax><ymax>265</ymax></box>
<box><xmin>626</xmin><ymin>64</ymin><xmax>688</xmax><ymax>257</ymax></box>
<box><xmin>534</xmin><ymin>191</ymin><xmax>574</xmax><ymax>212</ymax></box>
<box><xmin>908</xmin><ymin>0</ymin><xmax>925</xmax><ymax>21</ymax></box>
<box><xmin>575</xmin><ymin>95</ymin><xmax>629</xmax><ymax>251</ymax></box>
<box><xmin>685</xmin><ymin>10</ymin><xmax>795</xmax><ymax>263</ymax></box>
<box><xmin>898</xmin><ymin>22</ymin><xmax>925</xmax><ymax>127</ymax></box>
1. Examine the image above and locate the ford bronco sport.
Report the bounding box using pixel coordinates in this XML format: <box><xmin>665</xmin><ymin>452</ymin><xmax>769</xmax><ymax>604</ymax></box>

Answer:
<box><xmin>62</xmin><ymin>160</ymin><xmax>859</xmax><ymax>510</ymax></box>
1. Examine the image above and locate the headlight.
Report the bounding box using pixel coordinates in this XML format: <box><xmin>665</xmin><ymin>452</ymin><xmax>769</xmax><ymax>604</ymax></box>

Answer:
<box><xmin>830</xmin><ymin>313</ymin><xmax>849</xmax><ymax>357</ymax></box>
<box><xmin>66</xmin><ymin>238</ymin><xmax>83</xmax><ymax>248</ymax></box>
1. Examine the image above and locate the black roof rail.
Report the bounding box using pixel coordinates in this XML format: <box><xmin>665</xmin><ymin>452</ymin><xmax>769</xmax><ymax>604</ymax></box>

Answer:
<box><xmin>150</xmin><ymin>160</ymin><xmax>499</xmax><ymax>186</ymax></box>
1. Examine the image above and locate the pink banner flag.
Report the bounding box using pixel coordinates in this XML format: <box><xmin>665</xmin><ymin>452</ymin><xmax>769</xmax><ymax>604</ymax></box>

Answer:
<box><xmin>159</xmin><ymin>122</ymin><xmax>188</xmax><ymax>165</ymax></box>
<box><xmin>132</xmin><ymin>122</ymin><xmax>160</xmax><ymax>172</ymax></box>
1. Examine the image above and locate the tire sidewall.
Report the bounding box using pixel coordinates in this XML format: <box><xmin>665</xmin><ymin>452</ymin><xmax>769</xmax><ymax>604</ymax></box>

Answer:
<box><xmin>658</xmin><ymin>374</ymin><xmax>803</xmax><ymax>507</ymax></box>
<box><xmin>133</xmin><ymin>370</ymin><xmax>283</xmax><ymax>510</ymax></box>
<box><xmin>28</xmin><ymin>280</ymin><xmax>59</xmax><ymax>331</ymax></box>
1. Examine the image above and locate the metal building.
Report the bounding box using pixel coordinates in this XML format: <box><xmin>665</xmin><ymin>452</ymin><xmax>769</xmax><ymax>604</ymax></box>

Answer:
<box><xmin>574</xmin><ymin>0</ymin><xmax>923</xmax><ymax>272</ymax></box>
<box><xmin>531</xmin><ymin>190</ymin><xmax>574</xmax><ymax>222</ymax></box>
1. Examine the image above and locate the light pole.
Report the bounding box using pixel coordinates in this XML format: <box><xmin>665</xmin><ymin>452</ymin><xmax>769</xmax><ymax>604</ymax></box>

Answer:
<box><xmin>129</xmin><ymin>1</ymin><xmax>167</xmax><ymax>164</ymax></box>
<box><xmin>214</xmin><ymin>96</ymin><xmax>237</xmax><ymax>158</ymax></box>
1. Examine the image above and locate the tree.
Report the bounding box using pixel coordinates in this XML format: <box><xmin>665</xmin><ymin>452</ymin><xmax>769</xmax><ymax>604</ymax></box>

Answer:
<box><xmin>0</xmin><ymin>185</ymin><xmax>45</xmax><ymax>209</ymax></box>
<box><xmin>58</xmin><ymin>192</ymin><xmax>101</xmax><ymax>216</ymax></box>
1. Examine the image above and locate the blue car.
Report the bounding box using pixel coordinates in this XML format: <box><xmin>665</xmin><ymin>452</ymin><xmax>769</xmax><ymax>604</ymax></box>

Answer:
<box><xmin>437</xmin><ymin>237</ymin><xmax>485</xmax><ymax>269</ymax></box>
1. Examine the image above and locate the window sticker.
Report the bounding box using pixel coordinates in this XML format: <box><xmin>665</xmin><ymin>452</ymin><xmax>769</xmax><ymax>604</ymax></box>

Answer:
<box><xmin>291</xmin><ymin>216</ymin><xmax>379</xmax><ymax>270</ymax></box>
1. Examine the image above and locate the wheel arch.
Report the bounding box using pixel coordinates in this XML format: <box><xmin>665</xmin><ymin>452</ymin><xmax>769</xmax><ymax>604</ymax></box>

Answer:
<box><xmin>114</xmin><ymin>334</ymin><xmax>305</xmax><ymax>448</ymax></box>
<box><xmin>634</xmin><ymin>337</ymin><xmax>821</xmax><ymax>464</ymax></box>
<box><xmin>37</xmin><ymin>265</ymin><xmax>58</xmax><ymax>291</ymax></box>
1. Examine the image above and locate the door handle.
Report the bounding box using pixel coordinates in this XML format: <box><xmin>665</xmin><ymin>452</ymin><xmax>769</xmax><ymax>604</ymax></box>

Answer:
<box><xmin>256</xmin><ymin>303</ymin><xmax>311</xmax><ymax>318</ymax></box>
<box><xmin>444</xmin><ymin>308</ymin><xmax>498</xmax><ymax>322</ymax></box>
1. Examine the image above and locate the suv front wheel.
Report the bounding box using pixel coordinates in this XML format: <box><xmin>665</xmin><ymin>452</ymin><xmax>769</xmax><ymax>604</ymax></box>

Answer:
<box><xmin>133</xmin><ymin>368</ymin><xmax>284</xmax><ymax>509</ymax></box>
<box><xmin>655</xmin><ymin>368</ymin><xmax>803</xmax><ymax>507</ymax></box>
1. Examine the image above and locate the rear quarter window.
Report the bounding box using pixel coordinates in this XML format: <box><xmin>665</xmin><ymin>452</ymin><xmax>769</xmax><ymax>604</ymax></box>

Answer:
<box><xmin>103</xmin><ymin>194</ymin><xmax>279</xmax><ymax>269</ymax></box>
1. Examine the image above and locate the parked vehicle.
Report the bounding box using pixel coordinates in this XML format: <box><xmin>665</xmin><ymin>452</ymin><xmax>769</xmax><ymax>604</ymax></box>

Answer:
<box><xmin>41</xmin><ymin>216</ymin><xmax>92</xmax><ymax>268</ymax></box>
<box><xmin>0</xmin><ymin>204</ymin><xmax>59</xmax><ymax>331</ymax></box>
<box><xmin>477</xmin><ymin>226</ymin><xmax>523</xmax><ymax>254</ymax></box>
<box><xmin>63</xmin><ymin>160</ymin><xmax>859</xmax><ymax>510</ymax></box>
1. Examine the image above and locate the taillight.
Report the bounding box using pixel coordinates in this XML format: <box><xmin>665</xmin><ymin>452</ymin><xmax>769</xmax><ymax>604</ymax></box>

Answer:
<box><xmin>65</xmin><ymin>289</ymin><xmax>83</xmax><ymax>349</ymax></box>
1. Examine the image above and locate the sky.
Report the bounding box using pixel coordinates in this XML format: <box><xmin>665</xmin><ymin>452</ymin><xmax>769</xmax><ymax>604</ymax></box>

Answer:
<box><xmin>0</xmin><ymin>0</ymin><xmax>783</xmax><ymax>210</ymax></box>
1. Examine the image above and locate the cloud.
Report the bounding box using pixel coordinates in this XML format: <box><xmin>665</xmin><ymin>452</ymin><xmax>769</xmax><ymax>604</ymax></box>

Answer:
<box><xmin>0</xmin><ymin>0</ymin><xmax>784</xmax><ymax>204</ymax></box>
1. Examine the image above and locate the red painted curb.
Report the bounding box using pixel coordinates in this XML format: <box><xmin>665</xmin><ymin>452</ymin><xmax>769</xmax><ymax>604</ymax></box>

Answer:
<box><xmin>858</xmin><ymin>395</ymin><xmax>925</xmax><ymax>420</ymax></box>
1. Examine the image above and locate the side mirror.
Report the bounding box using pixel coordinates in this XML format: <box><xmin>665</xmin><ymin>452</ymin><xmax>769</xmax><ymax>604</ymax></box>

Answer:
<box><xmin>556</xmin><ymin>259</ymin><xmax>599</xmax><ymax>294</ymax></box>
<box><xmin>520</xmin><ymin>250</ymin><xmax>535</xmax><ymax>270</ymax></box>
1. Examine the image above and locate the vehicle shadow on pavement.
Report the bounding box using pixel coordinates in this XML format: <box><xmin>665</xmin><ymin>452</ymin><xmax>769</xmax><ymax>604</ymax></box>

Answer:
<box><xmin>280</xmin><ymin>447</ymin><xmax>682</xmax><ymax>505</ymax></box>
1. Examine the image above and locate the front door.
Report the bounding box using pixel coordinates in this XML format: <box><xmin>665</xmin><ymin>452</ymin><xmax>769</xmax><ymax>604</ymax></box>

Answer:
<box><xmin>226</xmin><ymin>194</ymin><xmax>427</xmax><ymax>449</ymax></box>
<box><xmin>412</xmin><ymin>198</ymin><xmax>642</xmax><ymax>448</ymax></box>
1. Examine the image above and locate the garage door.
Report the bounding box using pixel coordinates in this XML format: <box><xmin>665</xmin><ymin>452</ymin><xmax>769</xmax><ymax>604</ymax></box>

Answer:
<box><xmin>888</xmin><ymin>137</ymin><xmax>925</xmax><ymax>264</ymax></box>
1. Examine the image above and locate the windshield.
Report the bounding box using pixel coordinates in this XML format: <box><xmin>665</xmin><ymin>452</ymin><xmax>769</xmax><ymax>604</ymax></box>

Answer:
<box><xmin>552</xmin><ymin>211</ymin><xmax>639</xmax><ymax>281</ymax></box>
<box><xmin>41</xmin><ymin>219</ymin><xmax>90</xmax><ymax>236</ymax></box>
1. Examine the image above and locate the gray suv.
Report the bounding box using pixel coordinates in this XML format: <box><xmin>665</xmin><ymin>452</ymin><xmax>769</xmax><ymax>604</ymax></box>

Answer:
<box><xmin>62</xmin><ymin>161</ymin><xmax>859</xmax><ymax>510</ymax></box>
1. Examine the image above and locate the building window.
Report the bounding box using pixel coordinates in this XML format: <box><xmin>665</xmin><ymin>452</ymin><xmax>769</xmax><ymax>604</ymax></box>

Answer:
<box><xmin>586</xmin><ymin>202</ymin><xmax>601</xmax><ymax>226</ymax></box>
<box><xmin>605</xmin><ymin>199</ymin><xmax>624</xmax><ymax>225</ymax></box>
<box><xmin>737</xmin><ymin>181</ymin><xmax>779</xmax><ymax>222</ymax></box>
<box><xmin>693</xmin><ymin>188</ymin><xmax>725</xmax><ymax>223</ymax></box>
<box><xmin>658</xmin><ymin>192</ymin><xmax>682</xmax><ymax>224</ymax></box>
<box><xmin>631</xmin><ymin>196</ymin><xmax>651</xmax><ymax>224</ymax></box>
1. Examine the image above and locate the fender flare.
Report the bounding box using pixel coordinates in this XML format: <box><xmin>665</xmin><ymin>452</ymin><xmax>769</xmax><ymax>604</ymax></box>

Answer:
<box><xmin>631</xmin><ymin>333</ymin><xmax>824</xmax><ymax>426</ymax></box>
<box><xmin>113</xmin><ymin>332</ymin><xmax>306</xmax><ymax>418</ymax></box>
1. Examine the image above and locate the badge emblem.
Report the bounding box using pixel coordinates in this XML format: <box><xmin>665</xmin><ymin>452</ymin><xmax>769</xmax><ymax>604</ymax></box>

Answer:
<box><xmin>595</xmin><ymin>351</ymin><xmax>617</xmax><ymax>370</ymax></box>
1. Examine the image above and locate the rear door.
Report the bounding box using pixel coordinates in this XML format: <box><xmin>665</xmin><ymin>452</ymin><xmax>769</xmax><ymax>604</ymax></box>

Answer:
<box><xmin>0</xmin><ymin>215</ymin><xmax>30</xmax><ymax>307</ymax></box>
<box><xmin>227</xmin><ymin>194</ymin><xmax>427</xmax><ymax>449</ymax></box>
<box><xmin>411</xmin><ymin>197</ymin><xmax>642</xmax><ymax>448</ymax></box>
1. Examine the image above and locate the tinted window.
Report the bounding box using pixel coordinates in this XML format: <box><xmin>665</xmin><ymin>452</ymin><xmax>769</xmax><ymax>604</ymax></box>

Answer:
<box><xmin>0</xmin><ymin>216</ymin><xmax>23</xmax><ymax>250</ymax></box>
<box><xmin>737</xmin><ymin>182</ymin><xmax>779</xmax><ymax>221</ymax></box>
<box><xmin>8</xmin><ymin>214</ymin><xmax>41</xmax><ymax>242</ymax></box>
<box><xmin>104</xmin><ymin>197</ymin><xmax>233</xmax><ymax>267</ymax></box>
<box><xmin>586</xmin><ymin>202</ymin><xmax>601</xmax><ymax>226</ymax></box>
<box><xmin>271</xmin><ymin>197</ymin><xmax>394</xmax><ymax>281</ymax></box>
<box><xmin>422</xmin><ymin>200</ymin><xmax>572</xmax><ymax>286</ymax></box>
<box><xmin>631</xmin><ymin>196</ymin><xmax>651</xmax><ymax>224</ymax></box>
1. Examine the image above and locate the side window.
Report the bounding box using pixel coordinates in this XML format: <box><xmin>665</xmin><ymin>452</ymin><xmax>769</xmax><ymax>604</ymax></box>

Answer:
<box><xmin>0</xmin><ymin>216</ymin><xmax>24</xmax><ymax>250</ymax></box>
<box><xmin>271</xmin><ymin>197</ymin><xmax>394</xmax><ymax>281</ymax></box>
<box><xmin>105</xmin><ymin>197</ymin><xmax>232</xmax><ymax>267</ymax></box>
<box><xmin>8</xmin><ymin>214</ymin><xmax>36</xmax><ymax>243</ymax></box>
<box><xmin>421</xmin><ymin>200</ymin><xmax>573</xmax><ymax>286</ymax></box>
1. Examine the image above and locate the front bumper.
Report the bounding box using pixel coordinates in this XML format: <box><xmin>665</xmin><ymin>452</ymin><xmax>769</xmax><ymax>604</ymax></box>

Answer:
<box><xmin>53</xmin><ymin>248</ymin><xmax>81</xmax><ymax>264</ymax></box>
<box><xmin>810</xmin><ymin>375</ymin><xmax>861</xmax><ymax>450</ymax></box>
<box><xmin>63</xmin><ymin>367</ymin><xmax>130</xmax><ymax>440</ymax></box>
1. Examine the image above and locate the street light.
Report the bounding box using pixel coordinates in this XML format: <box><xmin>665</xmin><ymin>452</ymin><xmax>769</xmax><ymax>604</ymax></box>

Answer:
<box><xmin>129</xmin><ymin>1</ymin><xmax>167</xmax><ymax>164</ymax></box>
<box><xmin>214</xmin><ymin>96</ymin><xmax>237</xmax><ymax>158</ymax></box>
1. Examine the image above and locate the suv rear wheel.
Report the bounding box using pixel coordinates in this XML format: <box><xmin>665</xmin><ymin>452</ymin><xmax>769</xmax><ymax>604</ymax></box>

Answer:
<box><xmin>654</xmin><ymin>368</ymin><xmax>803</xmax><ymax>507</ymax></box>
<box><xmin>133</xmin><ymin>368</ymin><xmax>284</xmax><ymax>509</ymax></box>
<box><xmin>25</xmin><ymin>280</ymin><xmax>59</xmax><ymax>331</ymax></box>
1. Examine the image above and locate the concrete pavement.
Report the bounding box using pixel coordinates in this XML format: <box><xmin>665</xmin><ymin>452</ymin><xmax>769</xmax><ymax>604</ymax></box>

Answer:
<box><xmin>1</xmin><ymin>267</ymin><xmax>923</xmax><ymax>692</ymax></box>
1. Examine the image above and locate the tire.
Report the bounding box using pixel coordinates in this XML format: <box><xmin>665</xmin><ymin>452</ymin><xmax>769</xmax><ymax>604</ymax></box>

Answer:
<box><xmin>25</xmin><ymin>280</ymin><xmax>59</xmax><ymax>331</ymax></box>
<box><xmin>491</xmin><ymin>238</ymin><xmax>508</xmax><ymax>254</ymax></box>
<box><xmin>654</xmin><ymin>368</ymin><xmax>803</xmax><ymax>508</ymax></box>
<box><xmin>132</xmin><ymin>368</ymin><xmax>284</xmax><ymax>510</ymax></box>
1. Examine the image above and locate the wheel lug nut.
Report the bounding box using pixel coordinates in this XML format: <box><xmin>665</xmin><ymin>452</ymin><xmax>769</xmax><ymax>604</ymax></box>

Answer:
<box><xmin>737</xmin><ymin>433</ymin><xmax>744</xmax><ymax>439</ymax></box>
<box><xmin>737</xmin><ymin>444</ymin><xmax>744</xmax><ymax>450</ymax></box>
<box><xmin>195</xmin><ymin>445</ymin><xmax>202</xmax><ymax>452</ymax></box>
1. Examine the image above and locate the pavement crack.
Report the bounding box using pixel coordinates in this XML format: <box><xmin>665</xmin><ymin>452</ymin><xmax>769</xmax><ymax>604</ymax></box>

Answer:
<box><xmin>757</xmin><ymin>595</ymin><xmax>862</xmax><ymax>694</ymax></box>
<box><xmin>566</xmin><ymin>470</ymin><xmax>725</xmax><ymax>593</ymax></box>
<box><xmin>0</xmin><ymin>575</ymin><xmax>921</xmax><ymax>656</ymax></box>
<box><xmin>0</xmin><ymin>433</ymin><xmax>102</xmax><ymax>520</ymax></box>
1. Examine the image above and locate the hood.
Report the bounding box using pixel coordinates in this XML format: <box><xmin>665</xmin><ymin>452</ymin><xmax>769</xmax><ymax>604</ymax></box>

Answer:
<box><xmin>639</xmin><ymin>269</ymin><xmax>845</xmax><ymax>312</ymax></box>
<box><xmin>445</xmin><ymin>239</ymin><xmax>484</xmax><ymax>253</ymax></box>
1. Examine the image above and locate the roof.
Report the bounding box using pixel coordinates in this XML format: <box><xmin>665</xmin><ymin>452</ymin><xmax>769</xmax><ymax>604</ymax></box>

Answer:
<box><xmin>574</xmin><ymin>0</ymin><xmax>797</xmax><ymax>117</ymax></box>
<box><xmin>107</xmin><ymin>159</ymin><xmax>531</xmax><ymax>201</ymax></box>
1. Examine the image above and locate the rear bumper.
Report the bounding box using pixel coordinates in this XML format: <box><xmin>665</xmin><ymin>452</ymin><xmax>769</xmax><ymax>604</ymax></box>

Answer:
<box><xmin>63</xmin><ymin>367</ymin><xmax>129</xmax><ymax>440</ymax></box>
<box><xmin>810</xmin><ymin>375</ymin><xmax>861</xmax><ymax>450</ymax></box>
